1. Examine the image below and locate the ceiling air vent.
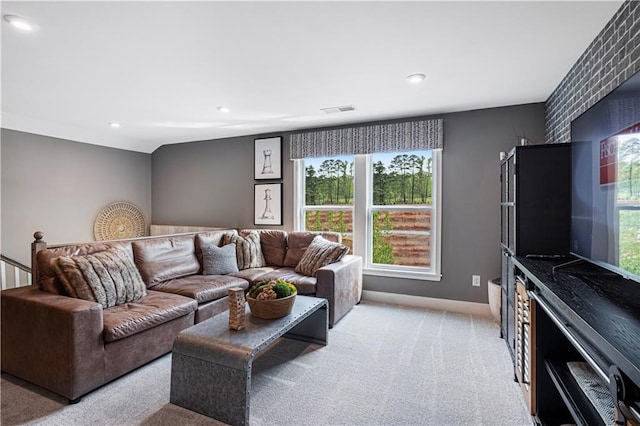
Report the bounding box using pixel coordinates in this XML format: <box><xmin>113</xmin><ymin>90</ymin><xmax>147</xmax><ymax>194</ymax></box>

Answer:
<box><xmin>321</xmin><ymin>105</ymin><xmax>357</xmax><ymax>114</ymax></box>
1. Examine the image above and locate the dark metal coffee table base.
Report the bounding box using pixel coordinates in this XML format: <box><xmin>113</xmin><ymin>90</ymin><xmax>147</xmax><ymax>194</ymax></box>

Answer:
<box><xmin>170</xmin><ymin>296</ymin><xmax>328</xmax><ymax>426</ymax></box>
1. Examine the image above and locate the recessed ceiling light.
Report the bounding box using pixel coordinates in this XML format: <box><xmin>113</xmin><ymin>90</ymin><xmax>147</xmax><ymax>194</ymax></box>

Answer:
<box><xmin>217</xmin><ymin>106</ymin><xmax>230</xmax><ymax>113</ymax></box>
<box><xmin>406</xmin><ymin>73</ymin><xmax>426</xmax><ymax>83</ymax></box>
<box><xmin>3</xmin><ymin>15</ymin><xmax>34</xmax><ymax>32</ymax></box>
<box><xmin>109</xmin><ymin>122</ymin><xmax>121</xmax><ymax>128</ymax></box>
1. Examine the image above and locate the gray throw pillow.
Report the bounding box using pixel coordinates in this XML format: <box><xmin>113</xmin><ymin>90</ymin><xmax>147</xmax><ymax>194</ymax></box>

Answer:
<box><xmin>202</xmin><ymin>243</ymin><xmax>239</xmax><ymax>275</ymax></box>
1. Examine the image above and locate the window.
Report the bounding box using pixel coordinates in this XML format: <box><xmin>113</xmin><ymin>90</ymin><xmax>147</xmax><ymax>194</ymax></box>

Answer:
<box><xmin>295</xmin><ymin>149</ymin><xmax>442</xmax><ymax>280</ymax></box>
<box><xmin>300</xmin><ymin>156</ymin><xmax>355</xmax><ymax>252</ymax></box>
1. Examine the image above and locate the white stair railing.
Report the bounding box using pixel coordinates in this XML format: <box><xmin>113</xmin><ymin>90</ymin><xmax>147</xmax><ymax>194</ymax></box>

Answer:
<box><xmin>0</xmin><ymin>255</ymin><xmax>32</xmax><ymax>290</ymax></box>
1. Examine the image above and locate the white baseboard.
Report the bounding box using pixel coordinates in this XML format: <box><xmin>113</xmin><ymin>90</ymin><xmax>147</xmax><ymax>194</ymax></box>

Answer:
<box><xmin>362</xmin><ymin>290</ymin><xmax>492</xmax><ymax>317</ymax></box>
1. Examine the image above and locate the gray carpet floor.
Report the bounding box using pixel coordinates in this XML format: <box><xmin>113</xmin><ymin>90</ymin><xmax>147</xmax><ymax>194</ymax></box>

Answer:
<box><xmin>1</xmin><ymin>300</ymin><xmax>533</xmax><ymax>426</ymax></box>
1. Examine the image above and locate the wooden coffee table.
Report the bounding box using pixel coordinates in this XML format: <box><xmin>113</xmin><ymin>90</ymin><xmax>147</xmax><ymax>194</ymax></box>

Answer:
<box><xmin>170</xmin><ymin>295</ymin><xmax>328</xmax><ymax>426</ymax></box>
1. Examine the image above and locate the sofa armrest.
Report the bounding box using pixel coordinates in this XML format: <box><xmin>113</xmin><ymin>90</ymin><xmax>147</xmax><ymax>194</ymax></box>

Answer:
<box><xmin>315</xmin><ymin>254</ymin><xmax>363</xmax><ymax>327</ymax></box>
<box><xmin>1</xmin><ymin>286</ymin><xmax>105</xmax><ymax>401</ymax></box>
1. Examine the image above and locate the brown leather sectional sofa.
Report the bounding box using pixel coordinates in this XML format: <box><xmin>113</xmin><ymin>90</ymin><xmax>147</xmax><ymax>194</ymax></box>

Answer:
<box><xmin>1</xmin><ymin>229</ymin><xmax>362</xmax><ymax>402</ymax></box>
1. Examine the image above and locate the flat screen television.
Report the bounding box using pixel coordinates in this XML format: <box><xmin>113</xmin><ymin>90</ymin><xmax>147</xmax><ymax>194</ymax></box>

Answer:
<box><xmin>570</xmin><ymin>70</ymin><xmax>640</xmax><ymax>283</ymax></box>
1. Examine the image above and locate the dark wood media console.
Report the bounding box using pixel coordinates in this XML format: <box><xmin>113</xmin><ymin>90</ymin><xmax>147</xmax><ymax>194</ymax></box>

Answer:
<box><xmin>511</xmin><ymin>256</ymin><xmax>640</xmax><ymax>425</ymax></box>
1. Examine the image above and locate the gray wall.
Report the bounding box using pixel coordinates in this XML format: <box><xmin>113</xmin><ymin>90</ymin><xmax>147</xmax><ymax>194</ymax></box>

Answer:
<box><xmin>366</xmin><ymin>104</ymin><xmax>545</xmax><ymax>303</ymax></box>
<box><xmin>1</xmin><ymin>129</ymin><xmax>152</xmax><ymax>266</ymax></box>
<box><xmin>152</xmin><ymin>134</ymin><xmax>294</xmax><ymax>230</ymax></box>
<box><xmin>2</xmin><ymin>103</ymin><xmax>543</xmax><ymax>304</ymax></box>
<box><xmin>152</xmin><ymin>103</ymin><xmax>546</xmax><ymax>304</ymax></box>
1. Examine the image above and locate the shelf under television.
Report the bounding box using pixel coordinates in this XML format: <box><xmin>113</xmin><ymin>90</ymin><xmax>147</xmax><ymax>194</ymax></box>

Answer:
<box><xmin>544</xmin><ymin>359</ymin><xmax>607</xmax><ymax>426</ymax></box>
<box><xmin>514</xmin><ymin>256</ymin><xmax>640</xmax><ymax>388</ymax></box>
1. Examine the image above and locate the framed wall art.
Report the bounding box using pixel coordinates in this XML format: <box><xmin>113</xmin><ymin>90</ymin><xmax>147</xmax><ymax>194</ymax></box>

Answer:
<box><xmin>254</xmin><ymin>183</ymin><xmax>282</xmax><ymax>226</ymax></box>
<box><xmin>254</xmin><ymin>136</ymin><xmax>282</xmax><ymax>180</ymax></box>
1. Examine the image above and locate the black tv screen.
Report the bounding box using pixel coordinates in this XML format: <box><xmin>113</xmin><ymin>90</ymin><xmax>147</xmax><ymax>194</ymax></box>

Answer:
<box><xmin>570</xmin><ymin>70</ymin><xmax>640</xmax><ymax>283</ymax></box>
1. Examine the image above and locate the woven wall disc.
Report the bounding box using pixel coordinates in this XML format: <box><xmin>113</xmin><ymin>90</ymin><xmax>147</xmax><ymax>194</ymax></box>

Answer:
<box><xmin>94</xmin><ymin>202</ymin><xmax>147</xmax><ymax>241</ymax></box>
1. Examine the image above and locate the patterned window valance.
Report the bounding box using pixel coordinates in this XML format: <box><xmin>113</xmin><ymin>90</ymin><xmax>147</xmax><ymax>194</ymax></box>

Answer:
<box><xmin>289</xmin><ymin>118</ymin><xmax>443</xmax><ymax>159</ymax></box>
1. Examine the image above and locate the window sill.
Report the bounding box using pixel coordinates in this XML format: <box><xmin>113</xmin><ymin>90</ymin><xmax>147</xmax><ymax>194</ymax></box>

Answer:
<box><xmin>363</xmin><ymin>267</ymin><xmax>442</xmax><ymax>282</ymax></box>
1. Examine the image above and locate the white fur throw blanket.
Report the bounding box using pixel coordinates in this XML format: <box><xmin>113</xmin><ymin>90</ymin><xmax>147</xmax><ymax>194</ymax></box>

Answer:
<box><xmin>51</xmin><ymin>247</ymin><xmax>147</xmax><ymax>308</ymax></box>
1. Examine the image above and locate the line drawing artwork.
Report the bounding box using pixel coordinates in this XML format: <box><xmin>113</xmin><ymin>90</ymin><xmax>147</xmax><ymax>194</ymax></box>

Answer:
<box><xmin>254</xmin><ymin>183</ymin><xmax>282</xmax><ymax>225</ymax></box>
<box><xmin>255</xmin><ymin>137</ymin><xmax>282</xmax><ymax>180</ymax></box>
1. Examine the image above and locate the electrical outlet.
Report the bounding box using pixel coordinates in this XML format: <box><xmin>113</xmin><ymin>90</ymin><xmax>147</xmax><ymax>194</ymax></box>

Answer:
<box><xmin>472</xmin><ymin>275</ymin><xmax>481</xmax><ymax>287</ymax></box>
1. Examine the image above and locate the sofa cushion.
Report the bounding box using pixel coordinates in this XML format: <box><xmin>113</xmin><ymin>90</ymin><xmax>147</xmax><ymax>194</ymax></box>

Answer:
<box><xmin>132</xmin><ymin>235</ymin><xmax>200</xmax><ymax>286</ymax></box>
<box><xmin>51</xmin><ymin>247</ymin><xmax>147</xmax><ymax>308</ymax></box>
<box><xmin>242</xmin><ymin>229</ymin><xmax>287</xmax><ymax>267</ymax></box>
<box><xmin>223</xmin><ymin>231</ymin><xmax>265</xmax><ymax>270</ymax></box>
<box><xmin>251</xmin><ymin>268</ymin><xmax>317</xmax><ymax>294</ymax></box>
<box><xmin>283</xmin><ymin>231</ymin><xmax>342</xmax><ymax>267</ymax></box>
<box><xmin>102</xmin><ymin>290</ymin><xmax>197</xmax><ymax>342</ymax></box>
<box><xmin>37</xmin><ymin>242</ymin><xmax>132</xmax><ymax>295</ymax></box>
<box><xmin>230</xmin><ymin>266</ymin><xmax>277</xmax><ymax>283</ymax></box>
<box><xmin>295</xmin><ymin>236</ymin><xmax>349</xmax><ymax>277</ymax></box>
<box><xmin>150</xmin><ymin>275</ymin><xmax>249</xmax><ymax>304</ymax></box>
<box><xmin>202</xmin><ymin>243</ymin><xmax>239</xmax><ymax>275</ymax></box>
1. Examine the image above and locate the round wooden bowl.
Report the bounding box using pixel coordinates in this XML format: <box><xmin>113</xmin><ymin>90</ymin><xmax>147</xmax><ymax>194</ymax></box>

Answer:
<box><xmin>247</xmin><ymin>293</ymin><xmax>296</xmax><ymax>319</ymax></box>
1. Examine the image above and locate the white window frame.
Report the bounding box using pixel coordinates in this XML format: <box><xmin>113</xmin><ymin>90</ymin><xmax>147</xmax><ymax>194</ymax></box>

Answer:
<box><xmin>293</xmin><ymin>149</ymin><xmax>442</xmax><ymax>281</ymax></box>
